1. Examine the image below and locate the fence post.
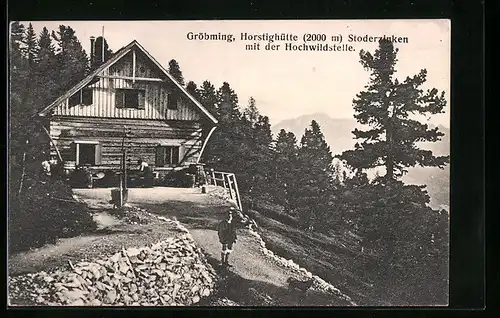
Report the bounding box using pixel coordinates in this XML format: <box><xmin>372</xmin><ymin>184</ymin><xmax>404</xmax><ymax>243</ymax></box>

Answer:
<box><xmin>211</xmin><ymin>170</ymin><xmax>216</xmax><ymax>186</ymax></box>
<box><xmin>223</xmin><ymin>173</ymin><xmax>227</xmax><ymax>189</ymax></box>
<box><xmin>232</xmin><ymin>173</ymin><xmax>243</xmax><ymax>211</ymax></box>
<box><xmin>227</xmin><ymin>174</ymin><xmax>234</xmax><ymax>200</ymax></box>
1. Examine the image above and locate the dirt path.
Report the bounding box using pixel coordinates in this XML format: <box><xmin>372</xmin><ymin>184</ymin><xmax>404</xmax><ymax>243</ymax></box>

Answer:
<box><xmin>73</xmin><ymin>187</ymin><xmax>352</xmax><ymax>306</ymax></box>
<box><xmin>9</xmin><ymin>187</ymin><xmax>352</xmax><ymax>306</ymax></box>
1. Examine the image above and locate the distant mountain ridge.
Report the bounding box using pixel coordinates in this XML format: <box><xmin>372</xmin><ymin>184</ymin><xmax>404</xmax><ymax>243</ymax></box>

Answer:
<box><xmin>272</xmin><ymin>113</ymin><xmax>450</xmax><ymax>210</ymax></box>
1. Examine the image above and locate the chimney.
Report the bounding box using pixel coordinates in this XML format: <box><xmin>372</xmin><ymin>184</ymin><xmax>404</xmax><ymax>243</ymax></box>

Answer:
<box><xmin>90</xmin><ymin>36</ymin><xmax>96</xmax><ymax>67</ymax></box>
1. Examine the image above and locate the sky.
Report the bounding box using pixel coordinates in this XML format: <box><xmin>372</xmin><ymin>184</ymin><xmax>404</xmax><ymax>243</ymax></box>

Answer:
<box><xmin>23</xmin><ymin>20</ymin><xmax>450</xmax><ymax>127</ymax></box>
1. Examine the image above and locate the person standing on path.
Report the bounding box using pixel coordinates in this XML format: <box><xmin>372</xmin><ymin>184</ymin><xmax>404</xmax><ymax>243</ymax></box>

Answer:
<box><xmin>217</xmin><ymin>207</ymin><xmax>249</xmax><ymax>267</ymax></box>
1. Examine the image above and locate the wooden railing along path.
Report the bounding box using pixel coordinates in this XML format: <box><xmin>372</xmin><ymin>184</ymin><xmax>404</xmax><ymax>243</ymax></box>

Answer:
<box><xmin>206</xmin><ymin>170</ymin><xmax>243</xmax><ymax>211</ymax></box>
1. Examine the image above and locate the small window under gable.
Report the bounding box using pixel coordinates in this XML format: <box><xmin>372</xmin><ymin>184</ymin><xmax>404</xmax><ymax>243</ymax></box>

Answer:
<box><xmin>69</xmin><ymin>88</ymin><xmax>93</xmax><ymax>107</ymax></box>
<box><xmin>116</xmin><ymin>88</ymin><xmax>146</xmax><ymax>109</ymax></box>
<box><xmin>167</xmin><ymin>92</ymin><xmax>179</xmax><ymax>110</ymax></box>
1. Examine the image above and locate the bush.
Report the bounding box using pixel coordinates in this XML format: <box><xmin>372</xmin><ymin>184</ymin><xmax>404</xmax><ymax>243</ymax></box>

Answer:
<box><xmin>9</xmin><ymin>178</ymin><xmax>97</xmax><ymax>253</ymax></box>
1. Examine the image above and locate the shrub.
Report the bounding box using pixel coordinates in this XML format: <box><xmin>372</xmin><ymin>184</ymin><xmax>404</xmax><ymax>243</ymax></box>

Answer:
<box><xmin>9</xmin><ymin>178</ymin><xmax>97</xmax><ymax>253</ymax></box>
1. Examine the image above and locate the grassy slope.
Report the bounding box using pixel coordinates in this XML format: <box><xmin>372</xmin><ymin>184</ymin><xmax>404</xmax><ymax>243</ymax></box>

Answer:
<box><xmin>245</xmin><ymin>203</ymin><xmax>388</xmax><ymax>306</ymax></box>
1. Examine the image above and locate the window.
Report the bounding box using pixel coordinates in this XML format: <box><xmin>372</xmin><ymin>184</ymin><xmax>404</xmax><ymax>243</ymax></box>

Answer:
<box><xmin>167</xmin><ymin>92</ymin><xmax>179</xmax><ymax>110</ymax></box>
<box><xmin>115</xmin><ymin>88</ymin><xmax>145</xmax><ymax>109</ymax></box>
<box><xmin>69</xmin><ymin>88</ymin><xmax>93</xmax><ymax>107</ymax></box>
<box><xmin>74</xmin><ymin>141</ymin><xmax>102</xmax><ymax>166</ymax></box>
<box><xmin>155</xmin><ymin>146</ymin><xmax>180</xmax><ymax>167</ymax></box>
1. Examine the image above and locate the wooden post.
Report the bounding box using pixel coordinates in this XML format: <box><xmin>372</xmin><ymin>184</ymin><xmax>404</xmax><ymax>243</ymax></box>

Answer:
<box><xmin>211</xmin><ymin>171</ymin><xmax>216</xmax><ymax>186</ymax></box>
<box><xmin>123</xmin><ymin>149</ymin><xmax>128</xmax><ymax>190</ymax></box>
<box><xmin>222</xmin><ymin>173</ymin><xmax>227</xmax><ymax>189</ymax></box>
<box><xmin>132</xmin><ymin>49</ymin><xmax>136</xmax><ymax>83</ymax></box>
<box><xmin>75</xmin><ymin>144</ymin><xmax>80</xmax><ymax>165</ymax></box>
<box><xmin>227</xmin><ymin>174</ymin><xmax>234</xmax><ymax>200</ymax></box>
<box><xmin>40</xmin><ymin>125</ymin><xmax>63</xmax><ymax>162</ymax></box>
<box><xmin>232</xmin><ymin>174</ymin><xmax>243</xmax><ymax>211</ymax></box>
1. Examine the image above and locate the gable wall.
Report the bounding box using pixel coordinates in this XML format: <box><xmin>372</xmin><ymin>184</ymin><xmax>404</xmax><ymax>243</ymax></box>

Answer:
<box><xmin>51</xmin><ymin>49</ymin><xmax>201</xmax><ymax>121</ymax></box>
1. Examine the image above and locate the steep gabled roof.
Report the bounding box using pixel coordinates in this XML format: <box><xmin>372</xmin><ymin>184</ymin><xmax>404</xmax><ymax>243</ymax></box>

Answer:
<box><xmin>37</xmin><ymin>40</ymin><xmax>218</xmax><ymax>125</ymax></box>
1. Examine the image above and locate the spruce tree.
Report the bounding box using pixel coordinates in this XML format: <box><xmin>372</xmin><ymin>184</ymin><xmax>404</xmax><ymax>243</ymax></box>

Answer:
<box><xmin>204</xmin><ymin>82</ymin><xmax>241</xmax><ymax>169</ymax></box>
<box><xmin>9</xmin><ymin>21</ymin><xmax>27</xmax><ymax>99</ymax></box>
<box><xmin>9</xmin><ymin>21</ymin><xmax>28</xmax><ymax>184</ymax></box>
<box><xmin>273</xmin><ymin>129</ymin><xmax>299</xmax><ymax>209</ymax></box>
<box><xmin>186</xmin><ymin>81</ymin><xmax>201</xmax><ymax>100</ymax></box>
<box><xmin>243</xmin><ymin>97</ymin><xmax>260</xmax><ymax>124</ymax></box>
<box><xmin>51</xmin><ymin>25</ymin><xmax>89</xmax><ymax>93</ymax></box>
<box><xmin>198</xmin><ymin>80</ymin><xmax>218</xmax><ymax>118</ymax></box>
<box><xmin>91</xmin><ymin>36</ymin><xmax>113</xmax><ymax>69</ymax></box>
<box><xmin>338</xmin><ymin>38</ymin><xmax>449</xmax><ymax>180</ymax></box>
<box><xmin>167</xmin><ymin>59</ymin><xmax>185</xmax><ymax>86</ymax></box>
<box><xmin>10</xmin><ymin>21</ymin><xmax>25</xmax><ymax>53</ymax></box>
<box><xmin>246</xmin><ymin>114</ymin><xmax>274</xmax><ymax>199</ymax></box>
<box><xmin>36</xmin><ymin>27</ymin><xmax>58</xmax><ymax>106</ymax></box>
<box><xmin>217</xmin><ymin>82</ymin><xmax>240</xmax><ymax>123</ymax></box>
<box><xmin>294</xmin><ymin>120</ymin><xmax>334</xmax><ymax>229</ymax></box>
<box><xmin>24</xmin><ymin>23</ymin><xmax>39</xmax><ymax>67</ymax></box>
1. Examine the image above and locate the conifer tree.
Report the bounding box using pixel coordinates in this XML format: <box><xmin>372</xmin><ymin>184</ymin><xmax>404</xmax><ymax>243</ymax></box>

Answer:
<box><xmin>338</xmin><ymin>38</ymin><xmax>449</xmax><ymax>180</ymax></box>
<box><xmin>243</xmin><ymin>97</ymin><xmax>260</xmax><ymax>124</ymax></box>
<box><xmin>203</xmin><ymin>82</ymin><xmax>241</xmax><ymax>169</ymax></box>
<box><xmin>9</xmin><ymin>21</ymin><xmax>28</xmax><ymax>176</ymax></box>
<box><xmin>168</xmin><ymin>59</ymin><xmax>185</xmax><ymax>86</ymax></box>
<box><xmin>198</xmin><ymin>80</ymin><xmax>218</xmax><ymax>118</ymax></box>
<box><xmin>186</xmin><ymin>81</ymin><xmax>201</xmax><ymax>100</ymax></box>
<box><xmin>246</xmin><ymin>114</ymin><xmax>274</xmax><ymax>198</ymax></box>
<box><xmin>51</xmin><ymin>25</ymin><xmax>89</xmax><ymax>93</ymax></box>
<box><xmin>294</xmin><ymin>120</ymin><xmax>335</xmax><ymax>229</ymax></box>
<box><xmin>91</xmin><ymin>36</ymin><xmax>113</xmax><ymax>69</ymax></box>
<box><xmin>9</xmin><ymin>21</ymin><xmax>27</xmax><ymax>98</ymax></box>
<box><xmin>216</xmin><ymin>82</ymin><xmax>240</xmax><ymax>123</ymax></box>
<box><xmin>336</xmin><ymin>39</ymin><xmax>450</xmax><ymax>304</ymax></box>
<box><xmin>273</xmin><ymin>129</ymin><xmax>299</xmax><ymax>209</ymax></box>
<box><xmin>36</xmin><ymin>27</ymin><xmax>58</xmax><ymax>106</ymax></box>
<box><xmin>24</xmin><ymin>23</ymin><xmax>39</xmax><ymax>67</ymax></box>
<box><xmin>10</xmin><ymin>21</ymin><xmax>26</xmax><ymax>54</ymax></box>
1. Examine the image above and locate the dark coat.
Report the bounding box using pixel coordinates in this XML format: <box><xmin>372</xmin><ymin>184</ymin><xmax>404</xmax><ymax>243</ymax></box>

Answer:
<box><xmin>217</xmin><ymin>220</ymin><xmax>237</xmax><ymax>244</ymax></box>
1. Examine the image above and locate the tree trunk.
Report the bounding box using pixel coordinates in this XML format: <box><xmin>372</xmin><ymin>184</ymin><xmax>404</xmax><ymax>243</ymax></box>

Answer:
<box><xmin>385</xmin><ymin>99</ymin><xmax>394</xmax><ymax>180</ymax></box>
<box><xmin>17</xmin><ymin>141</ymin><xmax>28</xmax><ymax>196</ymax></box>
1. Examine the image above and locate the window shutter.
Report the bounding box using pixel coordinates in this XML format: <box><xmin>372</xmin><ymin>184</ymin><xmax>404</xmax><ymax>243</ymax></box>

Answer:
<box><xmin>94</xmin><ymin>144</ymin><xmax>102</xmax><ymax>165</ymax></box>
<box><xmin>69</xmin><ymin>92</ymin><xmax>80</xmax><ymax>107</ymax></box>
<box><xmin>137</xmin><ymin>90</ymin><xmax>146</xmax><ymax>109</ymax></box>
<box><xmin>82</xmin><ymin>89</ymin><xmax>93</xmax><ymax>105</ymax></box>
<box><xmin>115</xmin><ymin>90</ymin><xmax>124</xmax><ymax>108</ymax></box>
<box><xmin>71</xmin><ymin>142</ymin><xmax>77</xmax><ymax>162</ymax></box>
<box><xmin>177</xmin><ymin>146</ymin><xmax>185</xmax><ymax>165</ymax></box>
<box><xmin>173</xmin><ymin>146</ymin><xmax>181</xmax><ymax>165</ymax></box>
<box><xmin>155</xmin><ymin>146</ymin><xmax>165</xmax><ymax>167</ymax></box>
<box><xmin>167</xmin><ymin>93</ymin><xmax>178</xmax><ymax>110</ymax></box>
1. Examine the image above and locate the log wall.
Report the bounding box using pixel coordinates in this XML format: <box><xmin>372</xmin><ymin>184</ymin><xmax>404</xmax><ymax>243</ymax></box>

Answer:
<box><xmin>49</xmin><ymin>117</ymin><xmax>204</xmax><ymax>171</ymax></box>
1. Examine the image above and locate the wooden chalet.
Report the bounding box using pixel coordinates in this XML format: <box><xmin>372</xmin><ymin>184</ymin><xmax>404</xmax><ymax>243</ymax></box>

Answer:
<box><xmin>36</xmin><ymin>39</ymin><xmax>218</xmax><ymax>182</ymax></box>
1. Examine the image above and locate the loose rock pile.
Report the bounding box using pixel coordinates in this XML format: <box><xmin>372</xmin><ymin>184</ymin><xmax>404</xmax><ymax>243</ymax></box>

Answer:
<box><xmin>9</xmin><ymin>235</ymin><xmax>216</xmax><ymax>306</ymax></box>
